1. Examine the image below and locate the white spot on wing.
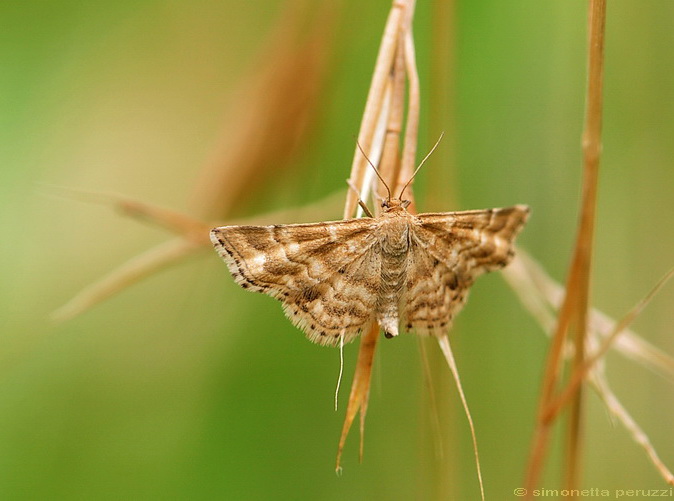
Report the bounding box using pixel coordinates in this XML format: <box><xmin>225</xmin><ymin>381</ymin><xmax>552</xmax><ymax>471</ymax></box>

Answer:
<box><xmin>249</xmin><ymin>253</ymin><xmax>267</xmax><ymax>273</ymax></box>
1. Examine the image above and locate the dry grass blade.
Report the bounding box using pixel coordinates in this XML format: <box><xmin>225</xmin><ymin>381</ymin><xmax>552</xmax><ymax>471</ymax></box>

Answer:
<box><xmin>500</xmin><ymin>253</ymin><xmax>558</xmax><ymax>334</ymax></box>
<box><xmin>236</xmin><ymin>189</ymin><xmax>345</xmax><ymax>227</ymax></box>
<box><xmin>563</xmin><ymin>0</ymin><xmax>606</xmax><ymax>487</ymax></box>
<box><xmin>503</xmin><ymin>251</ymin><xmax>674</xmax><ymax>381</ymax></box>
<box><xmin>591</xmin><ymin>373</ymin><xmax>674</xmax><ymax>485</ymax></box>
<box><xmin>343</xmin><ymin>1</ymin><xmax>405</xmax><ymax>218</ymax></box>
<box><xmin>337</xmin><ymin>2</ymin><xmax>486</xmax><ymax>493</ymax></box>
<box><xmin>52</xmin><ymin>238</ymin><xmax>204</xmax><ymax>322</ymax></box>
<box><xmin>54</xmin><ymin>5</ymin><xmax>334</xmax><ymax>321</ymax></box>
<box><xmin>437</xmin><ymin>335</ymin><xmax>485</xmax><ymax>501</ymax></box>
<box><xmin>590</xmin><ymin>309</ymin><xmax>674</xmax><ymax>381</ymax></box>
<box><xmin>504</xmin><ymin>251</ymin><xmax>674</xmax><ymax>482</ymax></box>
<box><xmin>53</xmin><ymin>189</ymin><xmax>345</xmax><ymax>322</ymax></box>
<box><xmin>377</xmin><ymin>26</ymin><xmax>406</xmax><ymax>201</ymax></box>
<box><xmin>191</xmin><ymin>2</ymin><xmax>335</xmax><ymax>220</ymax></box>
<box><xmin>337</xmin><ymin>0</ymin><xmax>419</xmax><ymax>468</ymax></box>
<box><xmin>397</xmin><ymin>26</ymin><xmax>420</xmax><ymax>201</ymax></box>
<box><xmin>417</xmin><ymin>337</ymin><xmax>445</xmax><ymax>460</ymax></box>
<box><xmin>546</xmin><ymin>267</ymin><xmax>674</xmax><ymax>422</ymax></box>
<box><xmin>45</xmin><ymin>187</ymin><xmax>211</xmax><ymax>240</ymax></box>
<box><xmin>335</xmin><ymin>323</ymin><xmax>379</xmax><ymax>472</ymax></box>
<box><xmin>506</xmin><ymin>230</ymin><xmax>674</xmax><ymax>485</ymax></box>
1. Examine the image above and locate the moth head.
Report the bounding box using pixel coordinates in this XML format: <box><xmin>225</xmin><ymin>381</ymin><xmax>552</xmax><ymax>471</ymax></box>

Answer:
<box><xmin>381</xmin><ymin>198</ymin><xmax>411</xmax><ymax>210</ymax></box>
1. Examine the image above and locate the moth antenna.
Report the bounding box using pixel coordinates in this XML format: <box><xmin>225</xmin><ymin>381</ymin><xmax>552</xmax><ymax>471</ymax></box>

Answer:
<box><xmin>355</xmin><ymin>140</ymin><xmax>392</xmax><ymax>201</ymax></box>
<box><xmin>398</xmin><ymin>131</ymin><xmax>445</xmax><ymax>200</ymax></box>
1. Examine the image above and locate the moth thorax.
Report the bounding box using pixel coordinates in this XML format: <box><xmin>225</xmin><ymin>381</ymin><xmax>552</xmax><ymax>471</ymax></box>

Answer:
<box><xmin>380</xmin><ymin>220</ymin><xmax>410</xmax><ymax>255</ymax></box>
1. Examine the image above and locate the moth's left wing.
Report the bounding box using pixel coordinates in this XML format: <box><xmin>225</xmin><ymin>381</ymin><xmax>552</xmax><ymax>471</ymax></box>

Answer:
<box><xmin>211</xmin><ymin>218</ymin><xmax>381</xmax><ymax>346</ymax></box>
<box><xmin>403</xmin><ymin>205</ymin><xmax>529</xmax><ymax>336</ymax></box>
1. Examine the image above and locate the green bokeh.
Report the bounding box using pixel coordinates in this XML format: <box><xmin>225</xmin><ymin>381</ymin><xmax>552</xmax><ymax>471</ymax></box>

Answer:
<box><xmin>1</xmin><ymin>1</ymin><xmax>673</xmax><ymax>499</ymax></box>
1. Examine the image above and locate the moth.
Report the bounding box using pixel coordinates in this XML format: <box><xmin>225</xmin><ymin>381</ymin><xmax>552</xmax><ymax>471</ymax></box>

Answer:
<box><xmin>210</xmin><ymin>184</ymin><xmax>529</xmax><ymax>346</ymax></box>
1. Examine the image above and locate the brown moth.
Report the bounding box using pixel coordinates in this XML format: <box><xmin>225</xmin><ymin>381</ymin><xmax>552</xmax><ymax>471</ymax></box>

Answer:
<box><xmin>210</xmin><ymin>193</ymin><xmax>529</xmax><ymax>346</ymax></box>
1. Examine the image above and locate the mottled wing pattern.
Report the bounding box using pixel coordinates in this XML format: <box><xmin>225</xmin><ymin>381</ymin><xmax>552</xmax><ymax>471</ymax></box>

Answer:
<box><xmin>210</xmin><ymin>219</ymin><xmax>380</xmax><ymax>346</ymax></box>
<box><xmin>404</xmin><ymin>205</ymin><xmax>529</xmax><ymax>336</ymax></box>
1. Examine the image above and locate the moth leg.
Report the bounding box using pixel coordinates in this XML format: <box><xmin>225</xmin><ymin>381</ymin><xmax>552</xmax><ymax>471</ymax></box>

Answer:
<box><xmin>346</xmin><ymin>179</ymin><xmax>374</xmax><ymax>218</ymax></box>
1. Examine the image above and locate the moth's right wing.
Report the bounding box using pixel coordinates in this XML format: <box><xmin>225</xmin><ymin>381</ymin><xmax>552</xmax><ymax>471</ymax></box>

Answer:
<box><xmin>403</xmin><ymin>205</ymin><xmax>530</xmax><ymax>336</ymax></box>
<box><xmin>211</xmin><ymin>218</ymin><xmax>381</xmax><ymax>346</ymax></box>
<box><xmin>415</xmin><ymin>205</ymin><xmax>529</xmax><ymax>276</ymax></box>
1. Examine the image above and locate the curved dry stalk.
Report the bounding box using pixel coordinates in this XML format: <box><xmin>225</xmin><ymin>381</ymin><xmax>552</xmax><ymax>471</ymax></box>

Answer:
<box><xmin>437</xmin><ymin>335</ymin><xmax>485</xmax><ymax>501</ymax></box>
<box><xmin>52</xmin><ymin>238</ymin><xmax>205</xmax><ymax>322</ymax></box>
<box><xmin>53</xmin><ymin>6</ymin><xmax>336</xmax><ymax>321</ymax></box>
<box><xmin>591</xmin><ymin>373</ymin><xmax>674</xmax><ymax>486</ymax></box>
<box><xmin>504</xmin><ymin>248</ymin><xmax>674</xmax><ymax>482</ymax></box>
<box><xmin>546</xmin><ymin>267</ymin><xmax>674</xmax><ymax>421</ymax></box>
<box><xmin>504</xmin><ymin>250</ymin><xmax>674</xmax><ymax>485</ymax></box>
<box><xmin>53</xmin><ymin>190</ymin><xmax>346</xmax><ymax>321</ymax></box>
<box><xmin>503</xmin><ymin>251</ymin><xmax>674</xmax><ymax>381</ymax></box>
<box><xmin>44</xmin><ymin>187</ymin><xmax>212</xmax><ymax>240</ymax></box>
<box><xmin>416</xmin><ymin>337</ymin><xmax>445</xmax><ymax>460</ymax></box>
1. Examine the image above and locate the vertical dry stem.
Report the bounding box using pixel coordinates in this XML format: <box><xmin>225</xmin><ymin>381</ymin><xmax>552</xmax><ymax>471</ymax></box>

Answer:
<box><xmin>524</xmin><ymin>0</ymin><xmax>606</xmax><ymax>495</ymax></box>
<box><xmin>398</xmin><ymin>4</ymin><xmax>420</xmax><ymax>201</ymax></box>
<box><xmin>335</xmin><ymin>323</ymin><xmax>379</xmax><ymax>471</ymax></box>
<box><xmin>344</xmin><ymin>3</ymin><xmax>406</xmax><ymax>219</ymax></box>
<box><xmin>564</xmin><ymin>1</ymin><xmax>606</xmax><ymax>490</ymax></box>
<box><xmin>337</xmin><ymin>0</ymin><xmax>415</xmax><ymax>470</ymax></box>
<box><xmin>337</xmin><ymin>6</ymin><xmax>484</xmax><ymax>499</ymax></box>
<box><xmin>377</xmin><ymin>31</ymin><xmax>406</xmax><ymax>202</ymax></box>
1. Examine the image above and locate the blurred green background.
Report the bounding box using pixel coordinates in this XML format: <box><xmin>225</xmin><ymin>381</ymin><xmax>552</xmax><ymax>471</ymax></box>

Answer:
<box><xmin>2</xmin><ymin>1</ymin><xmax>673</xmax><ymax>499</ymax></box>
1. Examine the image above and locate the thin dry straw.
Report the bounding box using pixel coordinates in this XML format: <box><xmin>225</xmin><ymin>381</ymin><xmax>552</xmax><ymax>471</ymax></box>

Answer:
<box><xmin>437</xmin><ymin>335</ymin><xmax>485</xmax><ymax>501</ymax></box>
